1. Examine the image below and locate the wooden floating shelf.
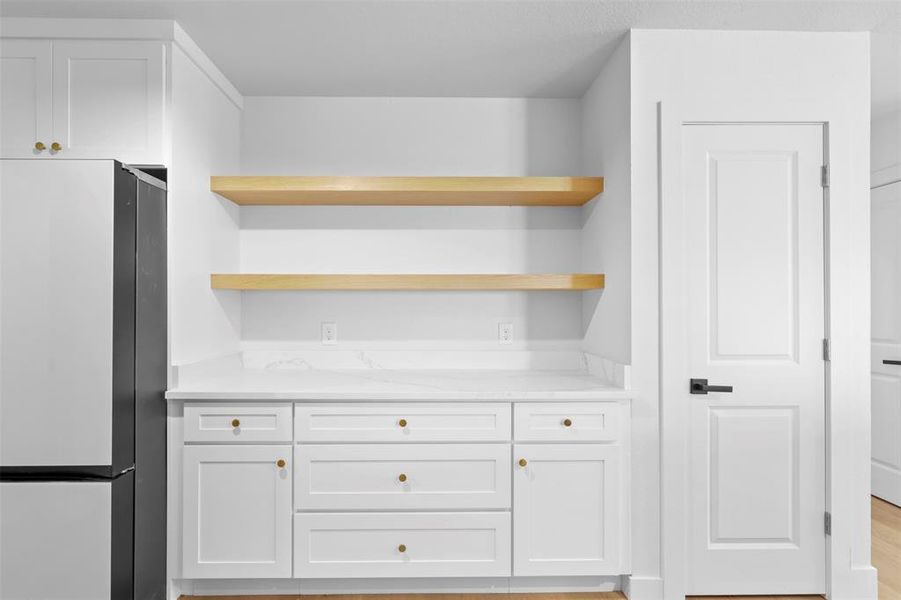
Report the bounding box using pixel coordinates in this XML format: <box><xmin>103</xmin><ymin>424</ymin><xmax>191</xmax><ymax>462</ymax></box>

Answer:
<box><xmin>210</xmin><ymin>274</ymin><xmax>605</xmax><ymax>291</ymax></box>
<box><xmin>210</xmin><ymin>176</ymin><xmax>604</xmax><ymax>206</ymax></box>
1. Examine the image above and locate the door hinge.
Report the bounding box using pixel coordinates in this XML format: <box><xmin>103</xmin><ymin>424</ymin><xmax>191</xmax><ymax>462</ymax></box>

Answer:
<box><xmin>823</xmin><ymin>338</ymin><xmax>831</xmax><ymax>361</ymax></box>
<box><xmin>821</xmin><ymin>165</ymin><xmax>830</xmax><ymax>188</ymax></box>
<box><xmin>824</xmin><ymin>511</ymin><xmax>832</xmax><ymax>536</ymax></box>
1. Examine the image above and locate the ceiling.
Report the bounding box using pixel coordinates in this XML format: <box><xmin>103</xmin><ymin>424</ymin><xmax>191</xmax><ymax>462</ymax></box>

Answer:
<box><xmin>2</xmin><ymin>0</ymin><xmax>899</xmax><ymax>116</ymax></box>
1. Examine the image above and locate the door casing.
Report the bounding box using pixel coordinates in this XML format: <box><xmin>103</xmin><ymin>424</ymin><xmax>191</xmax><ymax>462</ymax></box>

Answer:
<box><xmin>659</xmin><ymin>116</ymin><xmax>863</xmax><ymax>598</ymax></box>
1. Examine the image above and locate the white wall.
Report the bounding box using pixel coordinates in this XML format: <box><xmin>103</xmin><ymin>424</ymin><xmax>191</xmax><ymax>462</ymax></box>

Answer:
<box><xmin>239</xmin><ymin>97</ymin><xmax>586</xmax><ymax>350</ymax></box>
<box><xmin>579</xmin><ymin>38</ymin><xmax>649</xmax><ymax>593</ymax></box>
<box><xmin>580</xmin><ymin>38</ymin><xmax>631</xmax><ymax>365</ymax></box>
<box><xmin>241</xmin><ymin>96</ymin><xmax>580</xmax><ymax>176</ymax></box>
<box><xmin>168</xmin><ymin>45</ymin><xmax>242</xmax><ymax>365</ymax></box>
<box><xmin>872</xmin><ymin>109</ymin><xmax>901</xmax><ymax>187</ymax></box>
<box><xmin>630</xmin><ymin>30</ymin><xmax>873</xmax><ymax>599</ymax></box>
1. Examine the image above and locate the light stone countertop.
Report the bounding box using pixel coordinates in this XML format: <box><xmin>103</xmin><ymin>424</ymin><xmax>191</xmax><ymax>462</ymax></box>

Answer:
<box><xmin>165</xmin><ymin>350</ymin><xmax>631</xmax><ymax>401</ymax></box>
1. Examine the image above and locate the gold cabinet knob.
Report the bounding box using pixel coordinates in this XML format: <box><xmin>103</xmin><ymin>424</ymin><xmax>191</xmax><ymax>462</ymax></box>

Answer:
<box><xmin>276</xmin><ymin>459</ymin><xmax>286</xmax><ymax>468</ymax></box>
<box><xmin>563</xmin><ymin>418</ymin><xmax>573</xmax><ymax>427</ymax></box>
<box><xmin>231</xmin><ymin>418</ymin><xmax>241</xmax><ymax>428</ymax></box>
<box><xmin>50</xmin><ymin>142</ymin><xmax>62</xmax><ymax>152</ymax></box>
<box><xmin>34</xmin><ymin>142</ymin><xmax>46</xmax><ymax>151</ymax></box>
<box><xmin>398</xmin><ymin>544</ymin><xmax>407</xmax><ymax>553</ymax></box>
<box><xmin>518</xmin><ymin>458</ymin><xmax>527</xmax><ymax>467</ymax></box>
<box><xmin>398</xmin><ymin>473</ymin><xmax>407</xmax><ymax>482</ymax></box>
<box><xmin>398</xmin><ymin>418</ymin><xmax>407</xmax><ymax>427</ymax></box>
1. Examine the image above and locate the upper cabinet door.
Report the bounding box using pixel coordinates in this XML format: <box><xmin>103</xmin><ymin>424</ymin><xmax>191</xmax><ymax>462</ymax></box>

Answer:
<box><xmin>0</xmin><ymin>40</ymin><xmax>52</xmax><ymax>158</ymax></box>
<box><xmin>51</xmin><ymin>41</ymin><xmax>165</xmax><ymax>164</ymax></box>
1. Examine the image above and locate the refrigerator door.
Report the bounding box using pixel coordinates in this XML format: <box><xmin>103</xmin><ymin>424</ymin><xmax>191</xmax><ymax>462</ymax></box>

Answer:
<box><xmin>0</xmin><ymin>159</ymin><xmax>137</xmax><ymax>472</ymax></box>
<box><xmin>0</xmin><ymin>474</ymin><xmax>134</xmax><ymax>600</ymax></box>
<box><xmin>0</xmin><ymin>159</ymin><xmax>126</xmax><ymax>468</ymax></box>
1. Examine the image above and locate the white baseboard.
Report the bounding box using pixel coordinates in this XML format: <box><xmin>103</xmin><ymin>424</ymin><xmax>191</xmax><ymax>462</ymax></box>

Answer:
<box><xmin>872</xmin><ymin>460</ymin><xmax>901</xmax><ymax>506</ymax></box>
<box><xmin>181</xmin><ymin>576</ymin><xmax>621</xmax><ymax>597</ymax></box>
<box><xmin>623</xmin><ymin>575</ymin><xmax>664</xmax><ymax>600</ymax></box>
<box><xmin>828</xmin><ymin>565</ymin><xmax>878</xmax><ymax>600</ymax></box>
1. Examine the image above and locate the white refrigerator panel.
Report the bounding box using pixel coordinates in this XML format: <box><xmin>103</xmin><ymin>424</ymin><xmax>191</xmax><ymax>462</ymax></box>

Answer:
<box><xmin>0</xmin><ymin>481</ymin><xmax>112</xmax><ymax>599</ymax></box>
<box><xmin>0</xmin><ymin>159</ymin><xmax>115</xmax><ymax>465</ymax></box>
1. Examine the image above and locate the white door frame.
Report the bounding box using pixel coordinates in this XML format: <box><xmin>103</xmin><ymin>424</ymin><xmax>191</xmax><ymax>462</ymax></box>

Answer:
<box><xmin>659</xmin><ymin>111</ymin><xmax>876</xmax><ymax>598</ymax></box>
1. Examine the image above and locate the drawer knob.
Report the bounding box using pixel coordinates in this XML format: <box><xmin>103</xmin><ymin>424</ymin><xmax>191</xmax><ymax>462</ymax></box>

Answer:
<box><xmin>563</xmin><ymin>418</ymin><xmax>573</xmax><ymax>427</ymax></box>
<box><xmin>231</xmin><ymin>418</ymin><xmax>241</xmax><ymax>428</ymax></box>
<box><xmin>276</xmin><ymin>459</ymin><xmax>286</xmax><ymax>469</ymax></box>
<box><xmin>50</xmin><ymin>142</ymin><xmax>62</xmax><ymax>152</ymax></box>
<box><xmin>398</xmin><ymin>418</ymin><xmax>408</xmax><ymax>428</ymax></box>
<box><xmin>398</xmin><ymin>544</ymin><xmax>407</xmax><ymax>553</ymax></box>
<box><xmin>398</xmin><ymin>473</ymin><xmax>407</xmax><ymax>482</ymax></box>
<box><xmin>34</xmin><ymin>141</ymin><xmax>46</xmax><ymax>151</ymax></box>
<box><xmin>518</xmin><ymin>458</ymin><xmax>527</xmax><ymax>467</ymax></box>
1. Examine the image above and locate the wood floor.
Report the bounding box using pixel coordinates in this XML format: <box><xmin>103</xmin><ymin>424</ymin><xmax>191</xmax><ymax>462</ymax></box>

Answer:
<box><xmin>180</xmin><ymin>497</ymin><xmax>901</xmax><ymax>600</ymax></box>
<box><xmin>873</xmin><ymin>496</ymin><xmax>901</xmax><ymax>600</ymax></box>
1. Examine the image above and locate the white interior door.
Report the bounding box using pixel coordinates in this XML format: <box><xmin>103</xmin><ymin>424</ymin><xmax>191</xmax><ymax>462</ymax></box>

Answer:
<box><xmin>871</xmin><ymin>180</ymin><xmax>901</xmax><ymax>506</ymax></box>
<box><xmin>0</xmin><ymin>40</ymin><xmax>51</xmax><ymax>158</ymax></box>
<box><xmin>682</xmin><ymin>124</ymin><xmax>826</xmax><ymax>594</ymax></box>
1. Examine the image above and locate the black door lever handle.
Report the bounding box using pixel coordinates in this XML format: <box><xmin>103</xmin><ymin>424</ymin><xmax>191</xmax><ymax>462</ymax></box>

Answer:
<box><xmin>885</xmin><ymin>360</ymin><xmax>901</xmax><ymax>365</ymax></box>
<box><xmin>690</xmin><ymin>378</ymin><xmax>734</xmax><ymax>394</ymax></box>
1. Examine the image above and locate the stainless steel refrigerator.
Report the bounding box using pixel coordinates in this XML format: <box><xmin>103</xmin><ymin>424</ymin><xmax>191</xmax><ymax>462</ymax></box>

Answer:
<box><xmin>0</xmin><ymin>159</ymin><xmax>167</xmax><ymax>600</ymax></box>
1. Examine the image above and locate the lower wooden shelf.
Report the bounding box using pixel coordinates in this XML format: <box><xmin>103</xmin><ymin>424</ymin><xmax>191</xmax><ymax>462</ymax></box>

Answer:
<box><xmin>210</xmin><ymin>274</ymin><xmax>605</xmax><ymax>291</ymax></box>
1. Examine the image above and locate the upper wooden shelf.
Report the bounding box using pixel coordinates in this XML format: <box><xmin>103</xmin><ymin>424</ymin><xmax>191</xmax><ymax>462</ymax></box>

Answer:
<box><xmin>211</xmin><ymin>274</ymin><xmax>605</xmax><ymax>291</ymax></box>
<box><xmin>210</xmin><ymin>176</ymin><xmax>604</xmax><ymax>206</ymax></box>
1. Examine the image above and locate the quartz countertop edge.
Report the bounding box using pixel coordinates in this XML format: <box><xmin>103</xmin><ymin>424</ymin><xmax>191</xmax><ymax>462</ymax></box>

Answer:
<box><xmin>165</xmin><ymin>368</ymin><xmax>631</xmax><ymax>402</ymax></box>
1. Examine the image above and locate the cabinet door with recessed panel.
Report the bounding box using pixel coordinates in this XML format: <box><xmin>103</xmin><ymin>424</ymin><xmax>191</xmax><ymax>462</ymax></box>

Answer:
<box><xmin>512</xmin><ymin>443</ymin><xmax>621</xmax><ymax>576</ymax></box>
<box><xmin>183</xmin><ymin>445</ymin><xmax>292</xmax><ymax>578</ymax></box>
<box><xmin>51</xmin><ymin>41</ymin><xmax>165</xmax><ymax>163</ymax></box>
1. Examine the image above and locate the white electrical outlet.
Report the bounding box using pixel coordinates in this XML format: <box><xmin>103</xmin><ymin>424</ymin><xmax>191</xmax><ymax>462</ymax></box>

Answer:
<box><xmin>321</xmin><ymin>322</ymin><xmax>337</xmax><ymax>345</ymax></box>
<box><xmin>498</xmin><ymin>322</ymin><xmax>513</xmax><ymax>345</ymax></box>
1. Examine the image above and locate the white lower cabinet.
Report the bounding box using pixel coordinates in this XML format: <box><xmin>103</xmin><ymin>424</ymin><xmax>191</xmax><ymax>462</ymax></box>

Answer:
<box><xmin>180</xmin><ymin>401</ymin><xmax>629</xmax><ymax>583</ymax></box>
<box><xmin>294</xmin><ymin>512</ymin><xmax>512</xmax><ymax>578</ymax></box>
<box><xmin>183</xmin><ymin>445</ymin><xmax>292</xmax><ymax>579</ymax></box>
<box><xmin>512</xmin><ymin>443</ymin><xmax>622</xmax><ymax>576</ymax></box>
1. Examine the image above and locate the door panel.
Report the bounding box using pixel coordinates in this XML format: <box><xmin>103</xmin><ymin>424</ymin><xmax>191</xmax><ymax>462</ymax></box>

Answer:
<box><xmin>0</xmin><ymin>481</ymin><xmax>111</xmax><ymax>600</ymax></box>
<box><xmin>872</xmin><ymin>180</ymin><xmax>901</xmax><ymax>505</ymax></box>
<box><xmin>0</xmin><ymin>40</ymin><xmax>51</xmax><ymax>157</ymax></box>
<box><xmin>51</xmin><ymin>41</ymin><xmax>164</xmax><ymax>163</ymax></box>
<box><xmin>0</xmin><ymin>159</ymin><xmax>115</xmax><ymax>466</ymax></box>
<box><xmin>512</xmin><ymin>444</ymin><xmax>621</xmax><ymax>576</ymax></box>
<box><xmin>707</xmin><ymin>151</ymin><xmax>799</xmax><ymax>361</ymax></box>
<box><xmin>183</xmin><ymin>445</ymin><xmax>292</xmax><ymax>578</ymax></box>
<box><xmin>683</xmin><ymin>124</ymin><xmax>826</xmax><ymax>594</ymax></box>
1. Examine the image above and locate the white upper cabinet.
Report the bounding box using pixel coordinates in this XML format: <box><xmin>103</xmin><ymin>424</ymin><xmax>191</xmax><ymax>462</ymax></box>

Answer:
<box><xmin>0</xmin><ymin>40</ymin><xmax>51</xmax><ymax>157</ymax></box>
<box><xmin>0</xmin><ymin>39</ymin><xmax>165</xmax><ymax>163</ymax></box>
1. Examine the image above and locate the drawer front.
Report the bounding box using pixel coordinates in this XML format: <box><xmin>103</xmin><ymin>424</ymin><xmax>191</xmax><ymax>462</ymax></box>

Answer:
<box><xmin>294</xmin><ymin>444</ymin><xmax>511</xmax><ymax>510</ymax></box>
<box><xmin>294</xmin><ymin>403</ymin><xmax>511</xmax><ymax>442</ymax></box>
<box><xmin>514</xmin><ymin>402</ymin><xmax>621</xmax><ymax>442</ymax></box>
<box><xmin>184</xmin><ymin>403</ymin><xmax>293</xmax><ymax>443</ymax></box>
<box><xmin>294</xmin><ymin>512</ymin><xmax>511</xmax><ymax>578</ymax></box>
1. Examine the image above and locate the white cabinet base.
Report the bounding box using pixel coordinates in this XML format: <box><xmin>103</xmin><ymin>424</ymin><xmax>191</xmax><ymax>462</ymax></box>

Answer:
<box><xmin>186</xmin><ymin>575</ymin><xmax>622</xmax><ymax>596</ymax></box>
